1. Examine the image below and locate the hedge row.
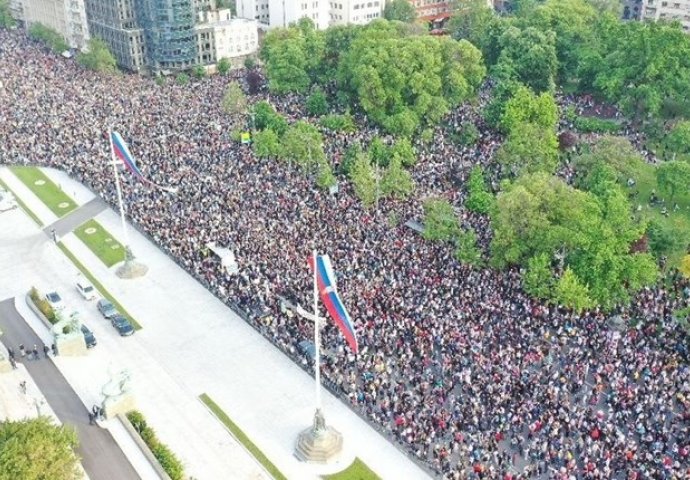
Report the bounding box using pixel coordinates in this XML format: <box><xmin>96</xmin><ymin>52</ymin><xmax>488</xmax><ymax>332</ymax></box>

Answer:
<box><xmin>29</xmin><ymin>286</ymin><xmax>57</xmax><ymax>324</ymax></box>
<box><xmin>126</xmin><ymin>411</ymin><xmax>185</xmax><ymax>480</ymax></box>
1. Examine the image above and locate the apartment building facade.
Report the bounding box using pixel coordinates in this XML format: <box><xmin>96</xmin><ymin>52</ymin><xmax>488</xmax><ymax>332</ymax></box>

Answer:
<box><xmin>196</xmin><ymin>8</ymin><xmax>258</xmax><ymax>65</ymax></box>
<box><xmin>623</xmin><ymin>0</ymin><xmax>690</xmax><ymax>31</ymax></box>
<box><xmin>84</xmin><ymin>0</ymin><xmax>146</xmax><ymax>70</ymax></box>
<box><xmin>13</xmin><ymin>0</ymin><xmax>90</xmax><ymax>49</ymax></box>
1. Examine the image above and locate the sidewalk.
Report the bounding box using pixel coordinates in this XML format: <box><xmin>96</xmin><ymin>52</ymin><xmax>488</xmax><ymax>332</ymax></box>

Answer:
<box><xmin>0</xmin><ymin>166</ymin><xmax>432</xmax><ymax>480</ymax></box>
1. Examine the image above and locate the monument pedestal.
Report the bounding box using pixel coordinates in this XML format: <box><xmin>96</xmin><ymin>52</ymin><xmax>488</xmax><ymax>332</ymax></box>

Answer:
<box><xmin>116</xmin><ymin>247</ymin><xmax>148</xmax><ymax>279</ymax></box>
<box><xmin>102</xmin><ymin>391</ymin><xmax>136</xmax><ymax>419</ymax></box>
<box><xmin>295</xmin><ymin>409</ymin><xmax>343</xmax><ymax>463</ymax></box>
<box><xmin>55</xmin><ymin>334</ymin><xmax>87</xmax><ymax>356</ymax></box>
<box><xmin>0</xmin><ymin>356</ymin><xmax>11</xmax><ymax>373</ymax></box>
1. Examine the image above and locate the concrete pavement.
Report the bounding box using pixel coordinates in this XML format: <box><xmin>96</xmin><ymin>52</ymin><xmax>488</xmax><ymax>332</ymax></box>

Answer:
<box><xmin>0</xmin><ymin>298</ymin><xmax>140</xmax><ymax>480</ymax></box>
<box><xmin>0</xmin><ymin>166</ymin><xmax>432</xmax><ymax>480</ymax></box>
<box><xmin>45</xmin><ymin>197</ymin><xmax>108</xmax><ymax>237</ymax></box>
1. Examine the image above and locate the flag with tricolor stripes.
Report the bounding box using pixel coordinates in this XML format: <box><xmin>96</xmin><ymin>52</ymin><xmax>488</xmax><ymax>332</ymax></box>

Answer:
<box><xmin>110</xmin><ymin>131</ymin><xmax>177</xmax><ymax>193</ymax></box>
<box><xmin>309</xmin><ymin>254</ymin><xmax>358</xmax><ymax>354</ymax></box>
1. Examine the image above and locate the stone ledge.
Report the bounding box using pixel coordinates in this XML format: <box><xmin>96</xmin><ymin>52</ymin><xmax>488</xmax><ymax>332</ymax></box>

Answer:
<box><xmin>117</xmin><ymin>413</ymin><xmax>172</xmax><ymax>480</ymax></box>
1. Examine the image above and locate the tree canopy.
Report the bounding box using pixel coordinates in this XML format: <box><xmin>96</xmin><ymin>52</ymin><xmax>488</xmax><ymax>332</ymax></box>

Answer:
<box><xmin>383</xmin><ymin>0</ymin><xmax>417</xmax><ymax>22</ymax></box>
<box><xmin>78</xmin><ymin>38</ymin><xmax>117</xmax><ymax>73</ymax></box>
<box><xmin>491</xmin><ymin>172</ymin><xmax>657</xmax><ymax>309</ymax></box>
<box><xmin>0</xmin><ymin>417</ymin><xmax>81</xmax><ymax>480</ymax></box>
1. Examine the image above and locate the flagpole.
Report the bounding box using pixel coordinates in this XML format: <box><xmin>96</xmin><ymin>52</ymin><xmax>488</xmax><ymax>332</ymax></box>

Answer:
<box><xmin>313</xmin><ymin>249</ymin><xmax>322</xmax><ymax>412</ymax></box>
<box><xmin>109</xmin><ymin>129</ymin><xmax>130</xmax><ymax>248</ymax></box>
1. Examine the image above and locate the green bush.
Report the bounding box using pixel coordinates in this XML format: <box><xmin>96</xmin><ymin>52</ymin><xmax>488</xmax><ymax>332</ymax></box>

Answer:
<box><xmin>319</xmin><ymin>113</ymin><xmax>357</xmax><ymax>132</ymax></box>
<box><xmin>453</xmin><ymin>121</ymin><xmax>480</xmax><ymax>146</ymax></box>
<box><xmin>176</xmin><ymin>72</ymin><xmax>189</xmax><ymax>85</ymax></box>
<box><xmin>30</xmin><ymin>287</ymin><xmax>56</xmax><ymax>323</ymax></box>
<box><xmin>573</xmin><ymin>116</ymin><xmax>620</xmax><ymax>134</ymax></box>
<box><xmin>126</xmin><ymin>411</ymin><xmax>184</xmax><ymax>480</ymax></box>
<box><xmin>28</xmin><ymin>23</ymin><xmax>69</xmax><ymax>53</ymax></box>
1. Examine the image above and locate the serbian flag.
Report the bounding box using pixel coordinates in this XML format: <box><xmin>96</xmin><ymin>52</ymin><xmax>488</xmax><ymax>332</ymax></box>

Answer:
<box><xmin>110</xmin><ymin>131</ymin><xmax>177</xmax><ymax>193</ymax></box>
<box><xmin>309</xmin><ymin>254</ymin><xmax>359</xmax><ymax>354</ymax></box>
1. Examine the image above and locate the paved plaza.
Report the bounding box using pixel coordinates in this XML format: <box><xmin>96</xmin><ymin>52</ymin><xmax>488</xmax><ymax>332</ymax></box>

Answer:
<box><xmin>0</xmin><ymin>166</ymin><xmax>431</xmax><ymax>480</ymax></box>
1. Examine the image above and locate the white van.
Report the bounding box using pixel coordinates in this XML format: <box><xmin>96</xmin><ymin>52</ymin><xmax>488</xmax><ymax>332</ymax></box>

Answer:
<box><xmin>76</xmin><ymin>279</ymin><xmax>96</xmax><ymax>300</ymax></box>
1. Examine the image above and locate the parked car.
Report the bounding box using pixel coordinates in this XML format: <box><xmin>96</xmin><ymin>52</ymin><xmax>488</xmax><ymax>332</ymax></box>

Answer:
<box><xmin>81</xmin><ymin>324</ymin><xmax>97</xmax><ymax>348</ymax></box>
<box><xmin>45</xmin><ymin>291</ymin><xmax>65</xmax><ymax>312</ymax></box>
<box><xmin>97</xmin><ymin>298</ymin><xmax>118</xmax><ymax>319</ymax></box>
<box><xmin>110</xmin><ymin>314</ymin><xmax>134</xmax><ymax>337</ymax></box>
<box><xmin>76</xmin><ymin>279</ymin><xmax>96</xmax><ymax>300</ymax></box>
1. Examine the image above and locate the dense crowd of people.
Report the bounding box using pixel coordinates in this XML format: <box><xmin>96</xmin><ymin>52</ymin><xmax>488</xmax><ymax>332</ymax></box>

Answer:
<box><xmin>1</xmin><ymin>30</ymin><xmax>689</xmax><ymax>479</ymax></box>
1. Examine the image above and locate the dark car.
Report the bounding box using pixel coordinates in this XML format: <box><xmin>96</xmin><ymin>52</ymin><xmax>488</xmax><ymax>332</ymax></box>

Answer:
<box><xmin>97</xmin><ymin>298</ymin><xmax>118</xmax><ymax>319</ymax></box>
<box><xmin>110</xmin><ymin>314</ymin><xmax>134</xmax><ymax>337</ymax></box>
<box><xmin>81</xmin><ymin>324</ymin><xmax>97</xmax><ymax>348</ymax></box>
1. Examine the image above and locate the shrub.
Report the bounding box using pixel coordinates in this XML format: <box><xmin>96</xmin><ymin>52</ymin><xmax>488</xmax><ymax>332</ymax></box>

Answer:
<box><xmin>319</xmin><ymin>113</ymin><xmax>357</xmax><ymax>132</ymax></box>
<box><xmin>193</xmin><ymin>66</ymin><xmax>205</xmax><ymax>79</ymax></box>
<box><xmin>573</xmin><ymin>116</ymin><xmax>620</xmax><ymax>134</ymax></box>
<box><xmin>453</xmin><ymin>121</ymin><xmax>480</xmax><ymax>146</ymax></box>
<box><xmin>28</xmin><ymin>23</ymin><xmax>68</xmax><ymax>53</ymax></box>
<box><xmin>126</xmin><ymin>411</ymin><xmax>184</xmax><ymax>480</ymax></box>
<box><xmin>30</xmin><ymin>287</ymin><xmax>56</xmax><ymax>323</ymax></box>
<box><xmin>175</xmin><ymin>72</ymin><xmax>189</xmax><ymax>85</ymax></box>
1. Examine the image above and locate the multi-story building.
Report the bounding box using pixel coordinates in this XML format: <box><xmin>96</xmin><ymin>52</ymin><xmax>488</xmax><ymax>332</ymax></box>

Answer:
<box><xmin>195</xmin><ymin>8</ymin><xmax>258</xmax><ymax>65</ymax></box>
<box><xmin>84</xmin><ymin>0</ymin><xmax>146</xmax><ymax>71</ymax></box>
<box><xmin>236</xmin><ymin>0</ymin><xmax>270</xmax><ymax>24</ymax></box>
<box><xmin>268</xmin><ymin>0</ymin><xmax>330</xmax><ymax>29</ymax></box>
<box><xmin>137</xmin><ymin>0</ymin><xmax>198</xmax><ymax>71</ymax></box>
<box><xmin>623</xmin><ymin>0</ymin><xmax>690</xmax><ymax>31</ymax></box>
<box><xmin>329</xmin><ymin>0</ymin><xmax>382</xmax><ymax>25</ymax></box>
<box><xmin>13</xmin><ymin>0</ymin><xmax>90</xmax><ymax>49</ymax></box>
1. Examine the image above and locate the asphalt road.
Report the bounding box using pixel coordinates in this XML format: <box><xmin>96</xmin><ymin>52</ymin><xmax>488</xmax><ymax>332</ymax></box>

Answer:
<box><xmin>45</xmin><ymin>197</ymin><xmax>108</xmax><ymax>238</ymax></box>
<box><xmin>0</xmin><ymin>297</ymin><xmax>141</xmax><ymax>480</ymax></box>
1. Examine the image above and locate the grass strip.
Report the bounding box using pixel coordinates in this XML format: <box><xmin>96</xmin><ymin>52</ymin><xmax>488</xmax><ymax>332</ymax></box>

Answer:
<box><xmin>56</xmin><ymin>243</ymin><xmax>142</xmax><ymax>330</ymax></box>
<box><xmin>322</xmin><ymin>458</ymin><xmax>381</xmax><ymax>480</ymax></box>
<box><xmin>199</xmin><ymin>393</ymin><xmax>288</xmax><ymax>480</ymax></box>
<box><xmin>73</xmin><ymin>219</ymin><xmax>125</xmax><ymax>267</ymax></box>
<box><xmin>0</xmin><ymin>178</ymin><xmax>43</xmax><ymax>226</ymax></box>
<box><xmin>10</xmin><ymin>166</ymin><xmax>77</xmax><ymax>217</ymax></box>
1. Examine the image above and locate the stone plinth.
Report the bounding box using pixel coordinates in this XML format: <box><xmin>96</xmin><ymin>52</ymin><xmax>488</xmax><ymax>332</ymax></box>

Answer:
<box><xmin>295</xmin><ymin>409</ymin><xmax>343</xmax><ymax>463</ymax></box>
<box><xmin>116</xmin><ymin>247</ymin><xmax>148</xmax><ymax>279</ymax></box>
<box><xmin>0</xmin><ymin>356</ymin><xmax>11</xmax><ymax>373</ymax></box>
<box><xmin>55</xmin><ymin>334</ymin><xmax>87</xmax><ymax>356</ymax></box>
<box><xmin>102</xmin><ymin>392</ymin><xmax>136</xmax><ymax>419</ymax></box>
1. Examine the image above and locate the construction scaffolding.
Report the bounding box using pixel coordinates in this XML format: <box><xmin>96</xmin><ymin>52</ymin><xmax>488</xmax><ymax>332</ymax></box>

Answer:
<box><xmin>137</xmin><ymin>0</ymin><xmax>197</xmax><ymax>71</ymax></box>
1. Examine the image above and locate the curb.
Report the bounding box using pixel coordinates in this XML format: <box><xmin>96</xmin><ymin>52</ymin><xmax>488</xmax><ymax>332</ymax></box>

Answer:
<box><xmin>117</xmin><ymin>414</ymin><xmax>172</xmax><ymax>480</ymax></box>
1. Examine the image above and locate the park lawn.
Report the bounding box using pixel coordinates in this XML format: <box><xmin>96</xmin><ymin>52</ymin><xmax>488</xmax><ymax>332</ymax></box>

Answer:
<box><xmin>199</xmin><ymin>394</ymin><xmax>288</xmax><ymax>480</ymax></box>
<box><xmin>632</xmin><ymin>163</ymin><xmax>690</xmax><ymax>268</ymax></box>
<box><xmin>322</xmin><ymin>458</ymin><xmax>381</xmax><ymax>480</ymax></box>
<box><xmin>74</xmin><ymin>219</ymin><xmax>125</xmax><ymax>267</ymax></box>
<box><xmin>10</xmin><ymin>166</ymin><xmax>77</xmax><ymax>217</ymax></box>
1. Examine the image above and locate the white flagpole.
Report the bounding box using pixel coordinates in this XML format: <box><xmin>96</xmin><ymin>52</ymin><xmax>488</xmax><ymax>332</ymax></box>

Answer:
<box><xmin>109</xmin><ymin>130</ymin><xmax>130</xmax><ymax>247</ymax></box>
<box><xmin>313</xmin><ymin>249</ymin><xmax>321</xmax><ymax>411</ymax></box>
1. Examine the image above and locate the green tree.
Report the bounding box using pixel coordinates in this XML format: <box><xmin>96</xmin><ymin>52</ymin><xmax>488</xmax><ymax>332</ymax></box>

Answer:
<box><xmin>217</xmin><ymin>57</ymin><xmax>231</xmax><ymax>75</ymax></box>
<box><xmin>454</xmin><ymin>121</ymin><xmax>480</xmax><ymax>146</ymax></box>
<box><xmin>552</xmin><ymin>267</ymin><xmax>593</xmax><ymax>312</ymax></box>
<box><xmin>28</xmin><ymin>23</ymin><xmax>68</xmax><ymax>53</ymax></box>
<box><xmin>306</xmin><ymin>88</ymin><xmax>329</xmax><ymax>117</ymax></box>
<box><xmin>193</xmin><ymin>65</ymin><xmax>206</xmax><ymax>78</ymax></box>
<box><xmin>281</xmin><ymin>121</ymin><xmax>326</xmax><ymax>169</ymax></box>
<box><xmin>319</xmin><ymin>113</ymin><xmax>357</xmax><ymax>132</ymax></box>
<box><xmin>523</xmin><ymin>252</ymin><xmax>554</xmax><ymax>298</ymax></box>
<box><xmin>383</xmin><ymin>0</ymin><xmax>417</xmax><ymax>22</ymax></box>
<box><xmin>496</xmin><ymin>122</ymin><xmax>559</xmax><ymax>176</ymax></box>
<box><xmin>423</xmin><ymin>198</ymin><xmax>460</xmax><ymax>242</ymax></box>
<box><xmin>368</xmin><ymin>137</ymin><xmax>390</xmax><ymax>168</ymax></box>
<box><xmin>466</xmin><ymin>165</ymin><xmax>494</xmax><ymax>214</ymax></box>
<box><xmin>260</xmin><ymin>28</ymin><xmax>312</xmax><ymax>93</ymax></box>
<box><xmin>448</xmin><ymin>0</ymin><xmax>496</xmax><ymax>52</ymax></box>
<box><xmin>496</xmin><ymin>26</ymin><xmax>558</xmax><ymax>93</ymax></box>
<box><xmin>349</xmin><ymin>151</ymin><xmax>379</xmax><ymax>207</ymax></box>
<box><xmin>175</xmin><ymin>72</ymin><xmax>189</xmax><ymax>85</ymax></box>
<box><xmin>656</xmin><ymin>161</ymin><xmax>690</xmax><ymax>201</ymax></box>
<box><xmin>222</xmin><ymin>81</ymin><xmax>247</xmax><ymax>117</ymax></box>
<box><xmin>252</xmin><ymin>129</ymin><xmax>281</xmax><ymax>158</ymax></box>
<box><xmin>500</xmin><ymin>86</ymin><xmax>558</xmax><ymax>134</ymax></box>
<box><xmin>389</xmin><ymin>137</ymin><xmax>416</xmax><ymax>168</ymax></box>
<box><xmin>574</xmin><ymin>136</ymin><xmax>645</xmax><ymax>187</ymax></box>
<box><xmin>381</xmin><ymin>156</ymin><xmax>414</xmax><ymax>199</ymax></box>
<box><xmin>316</xmin><ymin>161</ymin><xmax>337</xmax><ymax>190</ymax></box>
<box><xmin>455</xmin><ymin>228</ymin><xmax>482</xmax><ymax>265</ymax></box>
<box><xmin>77</xmin><ymin>38</ymin><xmax>117</xmax><ymax>73</ymax></box>
<box><xmin>665</xmin><ymin>120</ymin><xmax>690</xmax><ymax>158</ymax></box>
<box><xmin>0</xmin><ymin>0</ymin><xmax>15</xmax><ymax>29</ymax></box>
<box><xmin>0</xmin><ymin>417</ymin><xmax>80</xmax><ymax>480</ymax></box>
<box><xmin>253</xmin><ymin>101</ymin><xmax>287</xmax><ymax>135</ymax></box>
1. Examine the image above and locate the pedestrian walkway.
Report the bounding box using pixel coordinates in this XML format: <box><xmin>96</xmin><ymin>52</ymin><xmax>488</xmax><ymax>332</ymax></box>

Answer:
<box><xmin>0</xmin><ymin>166</ymin><xmax>431</xmax><ymax>480</ymax></box>
<box><xmin>45</xmin><ymin>197</ymin><xmax>108</xmax><ymax>238</ymax></box>
<box><xmin>0</xmin><ymin>298</ymin><xmax>140</xmax><ymax>480</ymax></box>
